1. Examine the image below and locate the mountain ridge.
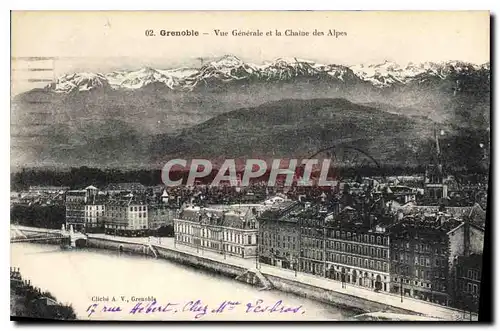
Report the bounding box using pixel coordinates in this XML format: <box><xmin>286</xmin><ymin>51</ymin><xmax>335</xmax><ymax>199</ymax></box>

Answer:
<box><xmin>34</xmin><ymin>55</ymin><xmax>490</xmax><ymax>94</ymax></box>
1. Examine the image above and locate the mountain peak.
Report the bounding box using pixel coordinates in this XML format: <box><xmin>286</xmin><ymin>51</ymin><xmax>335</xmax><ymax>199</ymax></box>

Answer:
<box><xmin>140</xmin><ymin>66</ymin><xmax>158</xmax><ymax>74</ymax></box>
<box><xmin>209</xmin><ymin>54</ymin><xmax>243</xmax><ymax>68</ymax></box>
<box><xmin>51</xmin><ymin>72</ymin><xmax>110</xmax><ymax>93</ymax></box>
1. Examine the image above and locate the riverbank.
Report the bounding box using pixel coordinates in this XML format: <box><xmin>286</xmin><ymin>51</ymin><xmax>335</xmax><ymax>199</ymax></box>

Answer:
<box><xmin>85</xmin><ymin>234</ymin><xmax>474</xmax><ymax>321</ymax></box>
<box><xmin>10</xmin><ymin>224</ymin><xmax>475</xmax><ymax>321</ymax></box>
<box><xmin>10</xmin><ymin>267</ymin><xmax>77</xmax><ymax>320</ymax></box>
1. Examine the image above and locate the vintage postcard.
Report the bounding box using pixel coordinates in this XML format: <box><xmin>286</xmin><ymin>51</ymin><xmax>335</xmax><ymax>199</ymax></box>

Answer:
<box><xmin>10</xmin><ymin>11</ymin><xmax>490</xmax><ymax>321</ymax></box>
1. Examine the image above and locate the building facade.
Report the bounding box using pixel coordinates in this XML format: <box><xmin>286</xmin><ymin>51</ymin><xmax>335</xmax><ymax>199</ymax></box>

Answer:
<box><xmin>84</xmin><ymin>204</ymin><xmax>106</xmax><ymax>230</ymax></box>
<box><xmin>174</xmin><ymin>206</ymin><xmax>258</xmax><ymax>258</ymax></box>
<box><xmin>104</xmin><ymin>196</ymin><xmax>149</xmax><ymax>235</ymax></box>
<box><xmin>453</xmin><ymin>254</ymin><xmax>482</xmax><ymax>314</ymax></box>
<box><xmin>324</xmin><ymin>223</ymin><xmax>391</xmax><ymax>292</ymax></box>
<box><xmin>65</xmin><ymin>190</ymin><xmax>87</xmax><ymax>231</ymax></box>
<box><xmin>389</xmin><ymin>217</ymin><xmax>451</xmax><ymax>305</ymax></box>
<box><xmin>258</xmin><ymin>201</ymin><xmax>302</xmax><ymax>270</ymax></box>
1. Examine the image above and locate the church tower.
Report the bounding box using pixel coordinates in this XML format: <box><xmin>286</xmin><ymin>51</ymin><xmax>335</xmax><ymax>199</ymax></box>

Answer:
<box><xmin>424</xmin><ymin>125</ymin><xmax>448</xmax><ymax>200</ymax></box>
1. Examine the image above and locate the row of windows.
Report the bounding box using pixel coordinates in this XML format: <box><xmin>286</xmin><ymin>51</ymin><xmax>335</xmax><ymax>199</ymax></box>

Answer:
<box><xmin>84</xmin><ymin>211</ymin><xmax>105</xmax><ymax>217</ymax></box>
<box><xmin>175</xmin><ymin>223</ymin><xmax>255</xmax><ymax>245</ymax></box>
<box><xmin>302</xmin><ymin>249</ymin><xmax>323</xmax><ymax>261</ymax></box>
<box><xmin>325</xmin><ymin>253</ymin><xmax>389</xmax><ymax>272</ymax></box>
<box><xmin>414</xmin><ymin>268</ymin><xmax>444</xmax><ymax>280</ymax></box>
<box><xmin>326</xmin><ymin>230</ymin><xmax>388</xmax><ymax>246</ymax></box>
<box><xmin>177</xmin><ymin>236</ymin><xmax>245</xmax><ymax>255</ymax></box>
<box><xmin>394</xmin><ymin>277</ymin><xmax>447</xmax><ymax>292</ymax></box>
<box><xmin>107</xmin><ymin>212</ymin><xmax>147</xmax><ymax>219</ymax></box>
<box><xmin>465</xmin><ymin>282</ymin><xmax>479</xmax><ymax>295</ymax></box>
<box><xmin>393</xmin><ymin>266</ymin><xmax>446</xmax><ymax>279</ymax></box>
<box><xmin>328</xmin><ymin>241</ymin><xmax>389</xmax><ymax>259</ymax></box>
<box><xmin>466</xmin><ymin>269</ymin><xmax>481</xmax><ymax>281</ymax></box>
<box><xmin>85</xmin><ymin>205</ymin><xmax>104</xmax><ymax>210</ymax></box>
<box><xmin>392</xmin><ymin>252</ymin><xmax>447</xmax><ymax>268</ymax></box>
<box><xmin>302</xmin><ymin>237</ymin><xmax>322</xmax><ymax>249</ymax></box>
<box><xmin>107</xmin><ymin>206</ymin><xmax>147</xmax><ymax>212</ymax></box>
<box><xmin>392</xmin><ymin>241</ymin><xmax>447</xmax><ymax>255</ymax></box>
<box><xmin>104</xmin><ymin>225</ymin><xmax>128</xmax><ymax>229</ymax></box>
<box><xmin>262</xmin><ymin>232</ymin><xmax>297</xmax><ymax>242</ymax></box>
<box><xmin>263</xmin><ymin>238</ymin><xmax>296</xmax><ymax>250</ymax></box>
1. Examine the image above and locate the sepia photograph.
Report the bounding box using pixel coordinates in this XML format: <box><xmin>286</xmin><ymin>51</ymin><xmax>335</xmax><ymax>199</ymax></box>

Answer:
<box><xmin>9</xmin><ymin>10</ymin><xmax>491</xmax><ymax>322</ymax></box>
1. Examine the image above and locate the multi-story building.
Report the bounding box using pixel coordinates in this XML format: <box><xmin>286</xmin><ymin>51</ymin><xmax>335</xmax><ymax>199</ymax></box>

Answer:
<box><xmin>84</xmin><ymin>203</ymin><xmax>106</xmax><ymax>230</ymax></box>
<box><xmin>65</xmin><ymin>186</ymin><xmax>100</xmax><ymax>231</ymax></box>
<box><xmin>174</xmin><ymin>205</ymin><xmax>258</xmax><ymax>258</ymax></box>
<box><xmin>258</xmin><ymin>201</ymin><xmax>303</xmax><ymax>270</ymax></box>
<box><xmin>323</xmin><ymin>208</ymin><xmax>392</xmax><ymax>292</ymax></box>
<box><xmin>453</xmin><ymin>254</ymin><xmax>482</xmax><ymax>314</ymax></box>
<box><xmin>388</xmin><ymin>216</ymin><xmax>452</xmax><ymax>305</ymax></box>
<box><xmin>299</xmin><ymin>206</ymin><xmax>327</xmax><ymax>276</ymax></box>
<box><xmin>103</xmin><ymin>195</ymin><xmax>149</xmax><ymax>235</ymax></box>
<box><xmin>65</xmin><ymin>191</ymin><xmax>87</xmax><ymax>231</ymax></box>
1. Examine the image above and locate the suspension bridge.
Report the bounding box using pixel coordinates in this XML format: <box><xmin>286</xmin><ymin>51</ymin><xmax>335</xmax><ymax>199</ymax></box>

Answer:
<box><xmin>10</xmin><ymin>224</ymin><xmax>87</xmax><ymax>247</ymax></box>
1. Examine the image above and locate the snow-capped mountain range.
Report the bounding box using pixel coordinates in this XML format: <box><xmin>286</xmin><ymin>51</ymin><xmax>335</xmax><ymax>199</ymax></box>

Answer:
<box><xmin>46</xmin><ymin>55</ymin><xmax>490</xmax><ymax>93</ymax></box>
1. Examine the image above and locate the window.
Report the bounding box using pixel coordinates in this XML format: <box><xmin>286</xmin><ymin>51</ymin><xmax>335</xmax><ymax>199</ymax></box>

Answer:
<box><xmin>377</xmin><ymin>236</ymin><xmax>381</xmax><ymax>245</ymax></box>
<box><xmin>370</xmin><ymin>235</ymin><xmax>375</xmax><ymax>244</ymax></box>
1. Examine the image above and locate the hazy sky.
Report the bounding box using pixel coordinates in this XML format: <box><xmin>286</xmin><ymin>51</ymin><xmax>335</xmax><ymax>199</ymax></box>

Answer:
<box><xmin>11</xmin><ymin>11</ymin><xmax>490</xmax><ymax>95</ymax></box>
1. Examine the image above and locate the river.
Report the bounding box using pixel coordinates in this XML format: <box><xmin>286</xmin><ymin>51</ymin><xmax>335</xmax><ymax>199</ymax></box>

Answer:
<box><xmin>11</xmin><ymin>243</ymin><xmax>358</xmax><ymax>321</ymax></box>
